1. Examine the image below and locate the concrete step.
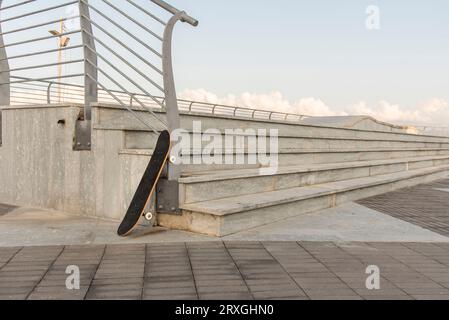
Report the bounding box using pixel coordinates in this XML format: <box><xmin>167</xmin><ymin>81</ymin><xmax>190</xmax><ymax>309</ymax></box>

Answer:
<box><xmin>120</xmin><ymin>147</ymin><xmax>449</xmax><ymax>172</ymax></box>
<box><xmin>179</xmin><ymin>155</ymin><xmax>449</xmax><ymax>204</ymax></box>
<box><xmin>158</xmin><ymin>164</ymin><xmax>449</xmax><ymax>236</ymax></box>
<box><xmin>119</xmin><ymin>148</ymin><xmax>449</xmax><ymax>173</ymax></box>
<box><xmin>118</xmin><ymin>149</ymin><xmax>262</xmax><ymax>172</ymax></box>
<box><xmin>122</xmin><ymin>130</ymin><xmax>449</xmax><ymax>151</ymax></box>
<box><xmin>93</xmin><ymin>104</ymin><xmax>449</xmax><ymax>144</ymax></box>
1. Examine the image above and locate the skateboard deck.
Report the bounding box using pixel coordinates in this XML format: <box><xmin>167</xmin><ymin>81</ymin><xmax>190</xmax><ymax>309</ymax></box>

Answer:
<box><xmin>117</xmin><ymin>130</ymin><xmax>171</xmax><ymax>237</ymax></box>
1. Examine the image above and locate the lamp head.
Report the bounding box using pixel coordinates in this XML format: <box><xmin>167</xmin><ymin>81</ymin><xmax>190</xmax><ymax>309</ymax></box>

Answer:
<box><xmin>49</xmin><ymin>30</ymin><xmax>60</xmax><ymax>36</ymax></box>
<box><xmin>60</xmin><ymin>36</ymin><xmax>70</xmax><ymax>47</ymax></box>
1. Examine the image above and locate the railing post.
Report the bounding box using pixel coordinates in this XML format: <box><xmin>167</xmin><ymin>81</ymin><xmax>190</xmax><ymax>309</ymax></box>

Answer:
<box><xmin>161</xmin><ymin>12</ymin><xmax>187</xmax><ymax>179</ymax></box>
<box><xmin>0</xmin><ymin>3</ymin><xmax>8</xmax><ymax>106</ymax></box>
<box><xmin>79</xmin><ymin>0</ymin><xmax>97</xmax><ymax>119</ymax></box>
<box><xmin>157</xmin><ymin>8</ymin><xmax>197</xmax><ymax>214</ymax></box>
<box><xmin>47</xmin><ymin>83</ymin><xmax>53</xmax><ymax>104</ymax></box>
<box><xmin>0</xmin><ymin>0</ymin><xmax>9</xmax><ymax>145</ymax></box>
<box><xmin>75</xmin><ymin>0</ymin><xmax>98</xmax><ymax>150</ymax></box>
<box><xmin>156</xmin><ymin>12</ymin><xmax>184</xmax><ymax>214</ymax></box>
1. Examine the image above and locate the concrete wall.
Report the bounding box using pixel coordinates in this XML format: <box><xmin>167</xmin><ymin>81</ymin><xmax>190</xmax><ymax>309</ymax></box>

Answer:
<box><xmin>0</xmin><ymin>104</ymin><xmax>155</xmax><ymax>221</ymax></box>
<box><xmin>0</xmin><ymin>105</ymin><xmax>95</xmax><ymax>215</ymax></box>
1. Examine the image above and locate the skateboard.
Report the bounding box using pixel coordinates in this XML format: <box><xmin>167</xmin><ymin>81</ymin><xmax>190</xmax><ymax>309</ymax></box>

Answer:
<box><xmin>117</xmin><ymin>130</ymin><xmax>171</xmax><ymax>237</ymax></box>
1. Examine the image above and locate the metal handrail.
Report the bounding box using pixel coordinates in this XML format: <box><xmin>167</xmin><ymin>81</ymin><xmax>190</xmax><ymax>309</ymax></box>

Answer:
<box><xmin>8</xmin><ymin>77</ymin><xmax>449</xmax><ymax>136</ymax></box>
<box><xmin>151</xmin><ymin>0</ymin><xmax>198</xmax><ymax>26</ymax></box>
<box><xmin>7</xmin><ymin>76</ymin><xmax>311</xmax><ymax>122</ymax></box>
<box><xmin>412</xmin><ymin>125</ymin><xmax>449</xmax><ymax>136</ymax></box>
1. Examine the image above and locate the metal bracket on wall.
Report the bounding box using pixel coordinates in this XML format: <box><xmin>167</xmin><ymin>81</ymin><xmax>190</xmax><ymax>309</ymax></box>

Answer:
<box><xmin>156</xmin><ymin>178</ymin><xmax>180</xmax><ymax>215</ymax></box>
<box><xmin>74</xmin><ymin>120</ymin><xmax>92</xmax><ymax>151</ymax></box>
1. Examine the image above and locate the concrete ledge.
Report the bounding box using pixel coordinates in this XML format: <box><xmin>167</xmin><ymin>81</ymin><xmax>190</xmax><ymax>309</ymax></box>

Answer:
<box><xmin>179</xmin><ymin>156</ymin><xmax>449</xmax><ymax>204</ymax></box>
<box><xmin>93</xmin><ymin>104</ymin><xmax>449</xmax><ymax>142</ymax></box>
<box><xmin>159</xmin><ymin>165</ymin><xmax>449</xmax><ymax>236</ymax></box>
<box><xmin>181</xmin><ymin>155</ymin><xmax>449</xmax><ymax>183</ymax></box>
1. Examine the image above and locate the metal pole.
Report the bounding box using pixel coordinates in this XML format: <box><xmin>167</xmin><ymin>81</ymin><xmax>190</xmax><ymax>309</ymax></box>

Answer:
<box><xmin>57</xmin><ymin>19</ymin><xmax>64</xmax><ymax>103</ymax></box>
<box><xmin>47</xmin><ymin>83</ymin><xmax>53</xmax><ymax>104</ymax></box>
<box><xmin>75</xmin><ymin>0</ymin><xmax>97</xmax><ymax>150</ymax></box>
<box><xmin>0</xmin><ymin>0</ymin><xmax>10</xmax><ymax>107</ymax></box>
<box><xmin>162</xmin><ymin>11</ymin><xmax>185</xmax><ymax>182</ymax></box>
<box><xmin>0</xmin><ymin>0</ymin><xmax>9</xmax><ymax>145</ymax></box>
<box><xmin>79</xmin><ymin>0</ymin><xmax>97</xmax><ymax>120</ymax></box>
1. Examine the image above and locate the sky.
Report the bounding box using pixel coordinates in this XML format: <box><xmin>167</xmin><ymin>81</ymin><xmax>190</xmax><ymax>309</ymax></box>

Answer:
<box><xmin>169</xmin><ymin>0</ymin><xmax>449</xmax><ymax>126</ymax></box>
<box><xmin>1</xmin><ymin>0</ymin><xmax>448</xmax><ymax>126</ymax></box>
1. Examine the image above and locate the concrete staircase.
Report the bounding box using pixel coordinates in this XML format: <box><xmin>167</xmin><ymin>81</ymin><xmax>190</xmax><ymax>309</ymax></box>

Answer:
<box><xmin>93</xmin><ymin>104</ymin><xmax>449</xmax><ymax>236</ymax></box>
<box><xmin>2</xmin><ymin>103</ymin><xmax>448</xmax><ymax>237</ymax></box>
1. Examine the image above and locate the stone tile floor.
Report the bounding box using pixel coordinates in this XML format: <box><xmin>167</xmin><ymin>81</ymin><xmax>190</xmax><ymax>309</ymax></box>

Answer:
<box><xmin>359</xmin><ymin>179</ymin><xmax>449</xmax><ymax>237</ymax></box>
<box><xmin>2</xmin><ymin>179</ymin><xmax>449</xmax><ymax>300</ymax></box>
<box><xmin>2</xmin><ymin>241</ymin><xmax>449</xmax><ymax>300</ymax></box>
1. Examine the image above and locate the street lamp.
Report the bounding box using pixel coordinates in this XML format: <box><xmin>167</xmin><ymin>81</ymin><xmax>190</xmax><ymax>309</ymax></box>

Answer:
<box><xmin>49</xmin><ymin>19</ymin><xmax>70</xmax><ymax>103</ymax></box>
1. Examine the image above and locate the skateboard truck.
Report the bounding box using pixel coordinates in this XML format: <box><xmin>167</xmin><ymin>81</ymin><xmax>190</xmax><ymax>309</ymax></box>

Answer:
<box><xmin>144</xmin><ymin>212</ymin><xmax>154</xmax><ymax>221</ymax></box>
<box><xmin>169</xmin><ymin>155</ymin><xmax>177</xmax><ymax>164</ymax></box>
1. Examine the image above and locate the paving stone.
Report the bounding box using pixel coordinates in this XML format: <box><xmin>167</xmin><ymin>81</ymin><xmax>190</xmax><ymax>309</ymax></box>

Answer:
<box><xmin>92</xmin><ymin>278</ymin><xmax>143</xmax><ymax>286</ymax></box>
<box><xmin>144</xmin><ymin>294</ymin><xmax>198</xmax><ymax>300</ymax></box>
<box><xmin>0</xmin><ymin>287</ymin><xmax>34</xmax><ymax>295</ymax></box>
<box><xmin>412</xmin><ymin>295</ymin><xmax>449</xmax><ymax>300</ymax></box>
<box><xmin>364</xmin><ymin>295</ymin><xmax>413</xmax><ymax>300</ymax></box>
<box><xmin>197</xmin><ymin>286</ymin><xmax>249</xmax><ymax>295</ymax></box>
<box><xmin>199</xmin><ymin>292</ymin><xmax>252</xmax><ymax>300</ymax></box>
<box><xmin>144</xmin><ymin>287</ymin><xmax>196</xmax><ymax>295</ymax></box>
<box><xmin>309</xmin><ymin>295</ymin><xmax>363</xmax><ymax>300</ymax></box>
<box><xmin>88</xmin><ymin>284</ymin><xmax>143</xmax><ymax>292</ymax></box>
<box><xmin>0</xmin><ymin>293</ymin><xmax>28</xmax><ymax>300</ymax></box>
<box><xmin>85</xmin><ymin>289</ymin><xmax>142</xmax><ymax>300</ymax></box>
<box><xmin>0</xmin><ymin>281</ymin><xmax>37</xmax><ymax>289</ymax></box>
<box><xmin>402</xmin><ymin>288</ymin><xmax>449</xmax><ymax>295</ymax></box>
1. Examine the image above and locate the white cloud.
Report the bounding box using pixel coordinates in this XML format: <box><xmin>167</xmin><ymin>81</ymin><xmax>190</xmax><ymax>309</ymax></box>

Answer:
<box><xmin>344</xmin><ymin>101</ymin><xmax>422</xmax><ymax>123</ymax></box>
<box><xmin>344</xmin><ymin>99</ymin><xmax>449</xmax><ymax>126</ymax></box>
<box><xmin>292</xmin><ymin>98</ymin><xmax>336</xmax><ymax>117</ymax></box>
<box><xmin>179</xmin><ymin>88</ymin><xmax>449</xmax><ymax>127</ymax></box>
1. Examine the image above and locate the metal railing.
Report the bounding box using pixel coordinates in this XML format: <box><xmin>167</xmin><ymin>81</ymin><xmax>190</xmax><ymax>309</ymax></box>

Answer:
<box><xmin>0</xmin><ymin>0</ymin><xmax>197</xmax><ymax>144</ymax></box>
<box><xmin>0</xmin><ymin>0</ymin><xmax>198</xmax><ymax>213</ymax></box>
<box><xmin>413</xmin><ymin>125</ymin><xmax>449</xmax><ymax>137</ymax></box>
<box><xmin>6</xmin><ymin>76</ymin><xmax>310</xmax><ymax>123</ymax></box>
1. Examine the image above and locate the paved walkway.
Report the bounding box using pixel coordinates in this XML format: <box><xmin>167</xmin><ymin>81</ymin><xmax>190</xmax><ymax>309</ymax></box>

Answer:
<box><xmin>2</xmin><ymin>179</ymin><xmax>449</xmax><ymax>300</ymax></box>
<box><xmin>1</xmin><ymin>201</ymin><xmax>447</xmax><ymax>247</ymax></box>
<box><xmin>359</xmin><ymin>179</ymin><xmax>449</xmax><ymax>237</ymax></box>
<box><xmin>2</xmin><ymin>241</ymin><xmax>449</xmax><ymax>300</ymax></box>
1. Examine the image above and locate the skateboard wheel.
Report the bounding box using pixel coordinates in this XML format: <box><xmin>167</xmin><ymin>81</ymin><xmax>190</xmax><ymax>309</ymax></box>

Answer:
<box><xmin>170</xmin><ymin>156</ymin><xmax>177</xmax><ymax>164</ymax></box>
<box><xmin>144</xmin><ymin>212</ymin><xmax>153</xmax><ymax>221</ymax></box>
